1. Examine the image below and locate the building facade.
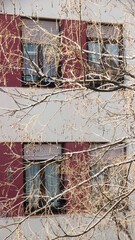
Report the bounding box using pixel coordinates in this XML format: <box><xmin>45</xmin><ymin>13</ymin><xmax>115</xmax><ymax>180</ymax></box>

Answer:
<box><xmin>0</xmin><ymin>0</ymin><xmax>135</xmax><ymax>239</ymax></box>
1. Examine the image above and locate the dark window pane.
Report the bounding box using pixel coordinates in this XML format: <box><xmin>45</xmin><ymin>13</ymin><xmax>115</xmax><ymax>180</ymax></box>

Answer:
<box><xmin>43</xmin><ymin>45</ymin><xmax>56</xmax><ymax>77</ymax></box>
<box><xmin>25</xmin><ymin>164</ymin><xmax>40</xmax><ymax>208</ymax></box>
<box><xmin>23</xmin><ymin>43</ymin><xmax>38</xmax><ymax>82</ymax></box>
<box><xmin>45</xmin><ymin>163</ymin><xmax>60</xmax><ymax>207</ymax></box>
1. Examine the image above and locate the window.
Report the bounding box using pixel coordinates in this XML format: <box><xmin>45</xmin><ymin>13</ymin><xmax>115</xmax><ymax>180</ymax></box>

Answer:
<box><xmin>22</xmin><ymin>19</ymin><xmax>60</xmax><ymax>87</ymax></box>
<box><xmin>88</xmin><ymin>41</ymin><xmax>119</xmax><ymax>69</ymax></box>
<box><xmin>89</xmin><ymin>143</ymin><xmax>127</xmax><ymax>210</ymax></box>
<box><xmin>23</xmin><ymin>143</ymin><xmax>65</xmax><ymax>214</ymax></box>
<box><xmin>87</xmin><ymin>24</ymin><xmax>124</xmax><ymax>88</ymax></box>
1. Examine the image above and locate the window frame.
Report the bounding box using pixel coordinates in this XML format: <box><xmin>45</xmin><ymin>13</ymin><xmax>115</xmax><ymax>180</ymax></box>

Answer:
<box><xmin>22</xmin><ymin>43</ymin><xmax>59</xmax><ymax>88</ymax></box>
<box><xmin>87</xmin><ymin>39</ymin><xmax>120</xmax><ymax>68</ymax></box>
<box><xmin>21</xmin><ymin>18</ymin><xmax>61</xmax><ymax>88</ymax></box>
<box><xmin>87</xmin><ymin>23</ymin><xmax>124</xmax><ymax>88</ymax></box>
<box><xmin>23</xmin><ymin>143</ymin><xmax>66</xmax><ymax>215</ymax></box>
<box><xmin>89</xmin><ymin>143</ymin><xmax>127</xmax><ymax>210</ymax></box>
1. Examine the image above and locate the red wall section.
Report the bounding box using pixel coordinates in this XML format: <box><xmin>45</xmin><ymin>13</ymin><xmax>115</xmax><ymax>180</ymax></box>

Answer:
<box><xmin>63</xmin><ymin>142</ymin><xmax>91</xmax><ymax>213</ymax></box>
<box><xmin>0</xmin><ymin>14</ymin><xmax>22</xmax><ymax>87</ymax></box>
<box><xmin>0</xmin><ymin>142</ymin><xmax>91</xmax><ymax>215</ymax></box>
<box><xmin>0</xmin><ymin>143</ymin><xmax>23</xmax><ymax>216</ymax></box>
<box><xmin>61</xmin><ymin>20</ymin><xmax>87</xmax><ymax>86</ymax></box>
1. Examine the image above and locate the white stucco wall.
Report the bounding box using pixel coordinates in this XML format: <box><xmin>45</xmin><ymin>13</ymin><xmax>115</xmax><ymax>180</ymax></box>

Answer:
<box><xmin>0</xmin><ymin>0</ymin><xmax>130</xmax><ymax>23</ymax></box>
<box><xmin>0</xmin><ymin>87</ymin><xmax>134</xmax><ymax>143</ymax></box>
<box><xmin>0</xmin><ymin>214</ymin><xmax>135</xmax><ymax>240</ymax></box>
<box><xmin>1</xmin><ymin>0</ymin><xmax>59</xmax><ymax>19</ymax></box>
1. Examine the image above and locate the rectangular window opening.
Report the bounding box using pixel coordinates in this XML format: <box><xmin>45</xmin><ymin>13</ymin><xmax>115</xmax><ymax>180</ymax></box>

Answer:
<box><xmin>23</xmin><ymin>143</ymin><xmax>65</xmax><ymax>214</ymax></box>
<box><xmin>87</xmin><ymin>23</ymin><xmax>124</xmax><ymax>89</ymax></box>
<box><xmin>89</xmin><ymin>143</ymin><xmax>127</xmax><ymax>210</ymax></box>
<box><xmin>21</xmin><ymin>19</ymin><xmax>61</xmax><ymax>88</ymax></box>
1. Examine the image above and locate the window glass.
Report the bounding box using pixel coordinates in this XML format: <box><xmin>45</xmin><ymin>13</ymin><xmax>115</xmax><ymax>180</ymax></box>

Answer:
<box><xmin>23</xmin><ymin>43</ymin><xmax>38</xmax><ymax>82</ymax></box>
<box><xmin>24</xmin><ymin>143</ymin><xmax>63</xmax><ymax>213</ymax></box>
<box><xmin>42</xmin><ymin>45</ymin><xmax>56</xmax><ymax>83</ymax></box>
<box><xmin>25</xmin><ymin>164</ymin><xmax>40</xmax><ymax>208</ymax></box>
<box><xmin>87</xmin><ymin>24</ymin><xmax>123</xmax><ymax>88</ymax></box>
<box><xmin>88</xmin><ymin>42</ymin><xmax>101</xmax><ymax>65</ymax></box>
<box><xmin>89</xmin><ymin>144</ymin><xmax>126</xmax><ymax>209</ymax></box>
<box><xmin>45</xmin><ymin>163</ymin><xmax>60</xmax><ymax>207</ymax></box>
<box><xmin>43</xmin><ymin>45</ymin><xmax>56</xmax><ymax>77</ymax></box>
<box><xmin>23</xmin><ymin>43</ymin><xmax>57</xmax><ymax>85</ymax></box>
<box><xmin>105</xmin><ymin>43</ymin><xmax>119</xmax><ymax>67</ymax></box>
<box><xmin>22</xmin><ymin>19</ymin><xmax>59</xmax><ymax>87</ymax></box>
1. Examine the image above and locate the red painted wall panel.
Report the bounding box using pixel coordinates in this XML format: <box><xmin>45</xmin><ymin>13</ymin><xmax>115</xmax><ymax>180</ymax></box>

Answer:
<box><xmin>0</xmin><ymin>142</ymin><xmax>90</xmax><ymax>216</ymax></box>
<box><xmin>0</xmin><ymin>14</ymin><xmax>22</xmax><ymax>87</ymax></box>
<box><xmin>0</xmin><ymin>143</ymin><xmax>23</xmax><ymax>216</ymax></box>
<box><xmin>61</xmin><ymin>20</ymin><xmax>87</xmax><ymax>86</ymax></box>
<box><xmin>63</xmin><ymin>142</ymin><xmax>90</xmax><ymax>213</ymax></box>
<box><xmin>0</xmin><ymin>17</ymin><xmax>87</xmax><ymax>87</ymax></box>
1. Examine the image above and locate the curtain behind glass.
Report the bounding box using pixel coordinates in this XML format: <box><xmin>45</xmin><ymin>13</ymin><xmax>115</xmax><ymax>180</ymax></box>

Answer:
<box><xmin>23</xmin><ymin>43</ymin><xmax>38</xmax><ymax>82</ymax></box>
<box><xmin>45</xmin><ymin>163</ymin><xmax>60</xmax><ymax>207</ymax></box>
<box><xmin>25</xmin><ymin>164</ymin><xmax>40</xmax><ymax>208</ymax></box>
